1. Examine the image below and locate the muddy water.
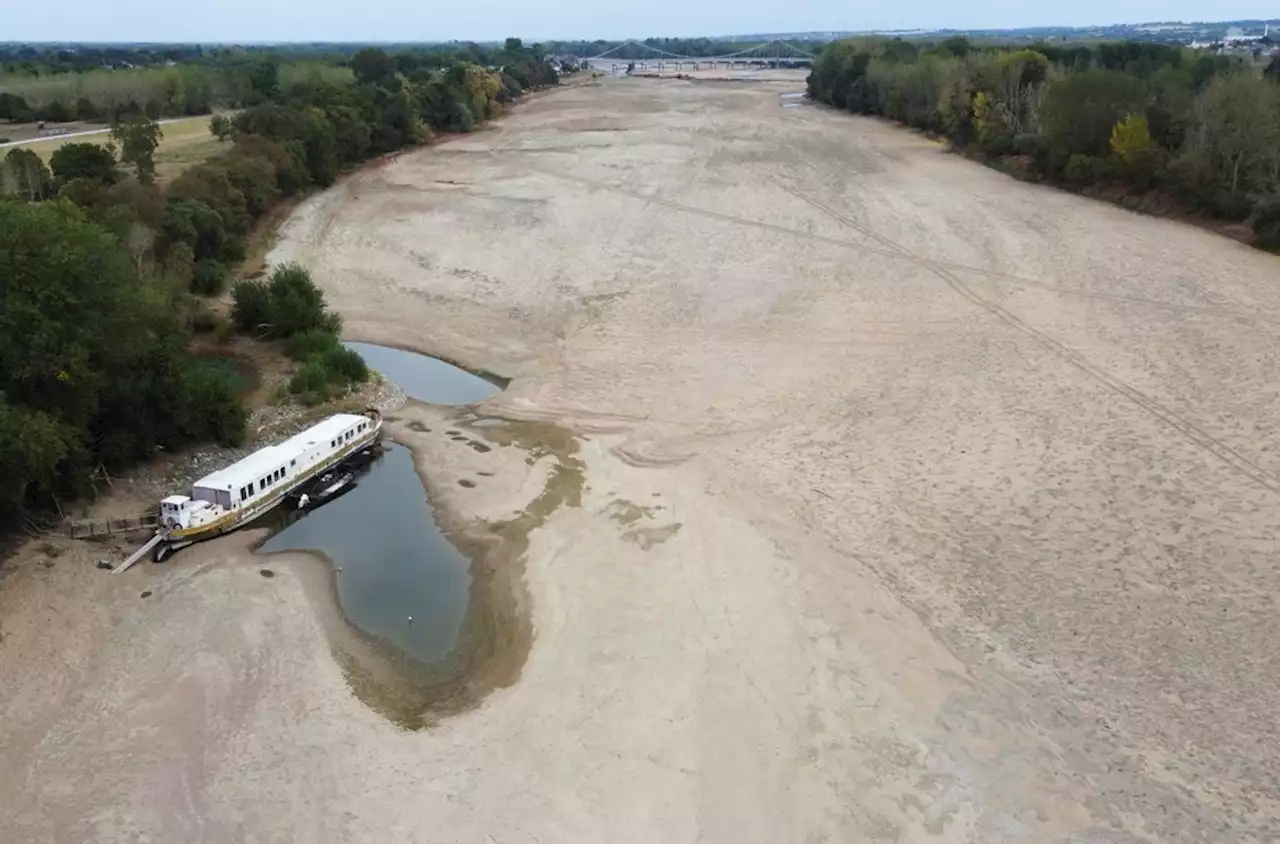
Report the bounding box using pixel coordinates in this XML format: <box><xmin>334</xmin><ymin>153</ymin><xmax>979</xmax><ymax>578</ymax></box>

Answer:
<box><xmin>259</xmin><ymin>444</ymin><xmax>470</xmax><ymax>664</ymax></box>
<box><xmin>345</xmin><ymin>341</ymin><xmax>504</xmax><ymax>405</ymax></box>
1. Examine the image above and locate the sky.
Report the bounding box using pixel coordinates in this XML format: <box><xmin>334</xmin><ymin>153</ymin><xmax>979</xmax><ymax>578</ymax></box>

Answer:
<box><xmin>4</xmin><ymin>0</ymin><xmax>1279</xmax><ymax>43</ymax></box>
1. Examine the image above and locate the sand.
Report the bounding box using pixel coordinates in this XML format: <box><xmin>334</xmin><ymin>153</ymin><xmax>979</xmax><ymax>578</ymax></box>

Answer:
<box><xmin>4</xmin><ymin>73</ymin><xmax>1280</xmax><ymax>843</ymax></box>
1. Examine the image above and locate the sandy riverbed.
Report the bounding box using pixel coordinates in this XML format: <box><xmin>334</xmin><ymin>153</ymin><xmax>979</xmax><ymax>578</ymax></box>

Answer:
<box><xmin>5</xmin><ymin>73</ymin><xmax>1280</xmax><ymax>842</ymax></box>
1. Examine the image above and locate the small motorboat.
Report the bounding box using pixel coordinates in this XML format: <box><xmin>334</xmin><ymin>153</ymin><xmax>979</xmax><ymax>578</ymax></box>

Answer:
<box><xmin>297</xmin><ymin>471</ymin><xmax>357</xmax><ymax>510</ymax></box>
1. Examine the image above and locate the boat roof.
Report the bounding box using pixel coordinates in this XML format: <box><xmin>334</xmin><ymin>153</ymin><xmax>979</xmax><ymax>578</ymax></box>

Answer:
<box><xmin>193</xmin><ymin>413</ymin><xmax>368</xmax><ymax>491</ymax></box>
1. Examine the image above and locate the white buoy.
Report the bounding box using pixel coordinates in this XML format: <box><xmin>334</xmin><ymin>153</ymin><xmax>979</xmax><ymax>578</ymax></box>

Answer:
<box><xmin>408</xmin><ymin>615</ymin><xmax>413</xmax><ymax>626</ymax></box>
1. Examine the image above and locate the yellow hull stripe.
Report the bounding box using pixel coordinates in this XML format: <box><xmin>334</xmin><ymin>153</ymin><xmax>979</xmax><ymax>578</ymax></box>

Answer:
<box><xmin>169</xmin><ymin>430</ymin><xmax>380</xmax><ymax>541</ymax></box>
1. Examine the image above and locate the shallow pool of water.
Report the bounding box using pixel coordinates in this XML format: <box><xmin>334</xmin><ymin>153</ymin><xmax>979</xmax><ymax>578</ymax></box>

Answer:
<box><xmin>258</xmin><ymin>444</ymin><xmax>471</xmax><ymax>664</ymax></box>
<box><xmin>345</xmin><ymin>342</ymin><xmax>503</xmax><ymax>405</ymax></box>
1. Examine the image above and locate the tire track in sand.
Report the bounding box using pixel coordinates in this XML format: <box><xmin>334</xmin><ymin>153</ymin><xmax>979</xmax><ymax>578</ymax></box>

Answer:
<box><xmin>780</xmin><ymin>181</ymin><xmax>1280</xmax><ymax>495</ymax></box>
<box><xmin>522</xmin><ymin>159</ymin><xmax>1269</xmax><ymax>323</ymax></box>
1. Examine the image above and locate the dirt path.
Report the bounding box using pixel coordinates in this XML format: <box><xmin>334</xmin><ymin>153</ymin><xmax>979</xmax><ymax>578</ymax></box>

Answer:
<box><xmin>5</xmin><ymin>75</ymin><xmax>1280</xmax><ymax>843</ymax></box>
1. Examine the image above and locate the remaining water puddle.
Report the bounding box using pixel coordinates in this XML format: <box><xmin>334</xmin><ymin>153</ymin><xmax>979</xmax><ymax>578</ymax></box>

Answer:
<box><xmin>259</xmin><ymin>444</ymin><xmax>471</xmax><ymax>664</ymax></box>
<box><xmin>345</xmin><ymin>342</ymin><xmax>504</xmax><ymax>405</ymax></box>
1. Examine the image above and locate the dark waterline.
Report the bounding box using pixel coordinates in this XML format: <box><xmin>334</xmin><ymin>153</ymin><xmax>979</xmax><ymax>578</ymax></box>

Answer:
<box><xmin>258</xmin><ymin>444</ymin><xmax>472</xmax><ymax>665</ymax></box>
<box><xmin>345</xmin><ymin>341</ymin><xmax>503</xmax><ymax>405</ymax></box>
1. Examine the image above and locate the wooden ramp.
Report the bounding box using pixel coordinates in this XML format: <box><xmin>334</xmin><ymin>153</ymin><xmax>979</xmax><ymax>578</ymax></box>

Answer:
<box><xmin>112</xmin><ymin>533</ymin><xmax>165</xmax><ymax>575</ymax></box>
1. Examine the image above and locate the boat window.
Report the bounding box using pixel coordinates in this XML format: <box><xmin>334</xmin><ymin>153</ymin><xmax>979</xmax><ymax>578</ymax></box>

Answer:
<box><xmin>290</xmin><ymin>460</ymin><xmax>296</xmax><ymax>468</ymax></box>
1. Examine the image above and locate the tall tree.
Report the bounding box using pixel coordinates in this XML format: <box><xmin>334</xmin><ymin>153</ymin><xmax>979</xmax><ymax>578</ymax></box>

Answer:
<box><xmin>110</xmin><ymin>115</ymin><xmax>164</xmax><ymax>184</ymax></box>
<box><xmin>1185</xmin><ymin>70</ymin><xmax>1280</xmax><ymax>194</ymax></box>
<box><xmin>4</xmin><ymin>148</ymin><xmax>52</xmax><ymax>200</ymax></box>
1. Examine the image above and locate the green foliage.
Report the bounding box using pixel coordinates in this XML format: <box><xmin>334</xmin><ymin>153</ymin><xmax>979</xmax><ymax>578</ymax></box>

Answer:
<box><xmin>231</xmin><ymin>262</ymin><xmax>341</xmax><ymax>339</ymax></box>
<box><xmin>0</xmin><ymin>200</ymin><xmax>246</xmax><ymax>526</ymax></box>
<box><xmin>210</xmin><ymin>113</ymin><xmax>233</xmax><ymax>140</ymax></box>
<box><xmin>50</xmin><ymin>142</ymin><xmax>117</xmax><ymax>185</ymax></box>
<box><xmin>4</xmin><ymin>148</ymin><xmax>52</xmax><ymax>200</ymax></box>
<box><xmin>1041</xmin><ymin>70</ymin><xmax>1148</xmax><ymax>166</ymax></box>
<box><xmin>0</xmin><ymin>396</ymin><xmax>76</xmax><ymax>519</ymax></box>
<box><xmin>110</xmin><ymin>115</ymin><xmax>163</xmax><ymax>184</ymax></box>
<box><xmin>1181</xmin><ymin>70</ymin><xmax>1280</xmax><ymax>195</ymax></box>
<box><xmin>0</xmin><ymin>91</ymin><xmax>34</xmax><ymax>121</ymax></box>
<box><xmin>317</xmin><ymin>344</ymin><xmax>369</xmax><ymax>383</ymax></box>
<box><xmin>287</xmin><ymin>342</ymin><xmax>367</xmax><ymax>404</ymax></box>
<box><xmin>162</xmin><ymin>197</ymin><xmax>237</xmax><ymax>263</ymax></box>
<box><xmin>285</xmin><ymin>328</ymin><xmax>340</xmax><ymax>361</ymax></box>
<box><xmin>807</xmin><ymin>36</ymin><xmax>1279</xmax><ymax>241</ymax></box>
<box><xmin>1252</xmin><ymin>199</ymin><xmax>1280</xmax><ymax>251</ymax></box>
<box><xmin>352</xmin><ymin>48</ymin><xmax>399</xmax><ymax>88</ymax></box>
<box><xmin>230</xmin><ymin>278</ymin><xmax>273</xmax><ymax>335</ymax></box>
<box><xmin>191</xmin><ymin>259</ymin><xmax>228</xmax><ymax>295</ymax></box>
<box><xmin>1110</xmin><ymin>113</ymin><xmax>1154</xmax><ymax>164</ymax></box>
<box><xmin>288</xmin><ymin>358</ymin><xmax>333</xmax><ymax>403</ymax></box>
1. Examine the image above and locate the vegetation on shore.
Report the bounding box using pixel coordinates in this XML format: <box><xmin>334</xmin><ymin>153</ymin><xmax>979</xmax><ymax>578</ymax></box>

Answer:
<box><xmin>808</xmin><ymin>38</ymin><xmax>1280</xmax><ymax>248</ymax></box>
<box><xmin>0</xmin><ymin>40</ymin><xmax>562</xmax><ymax>530</ymax></box>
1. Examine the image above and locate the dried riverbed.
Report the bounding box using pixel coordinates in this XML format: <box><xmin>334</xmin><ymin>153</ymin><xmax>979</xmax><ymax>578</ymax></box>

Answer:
<box><xmin>6</xmin><ymin>73</ymin><xmax>1280</xmax><ymax>843</ymax></box>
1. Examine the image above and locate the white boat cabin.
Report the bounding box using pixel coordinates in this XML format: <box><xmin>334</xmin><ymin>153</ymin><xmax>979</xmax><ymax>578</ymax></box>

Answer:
<box><xmin>159</xmin><ymin>413</ymin><xmax>376</xmax><ymax>531</ymax></box>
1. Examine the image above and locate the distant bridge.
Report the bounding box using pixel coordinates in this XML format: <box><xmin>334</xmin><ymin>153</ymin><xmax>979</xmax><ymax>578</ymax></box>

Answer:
<box><xmin>582</xmin><ymin>39</ymin><xmax>816</xmax><ymax>71</ymax></box>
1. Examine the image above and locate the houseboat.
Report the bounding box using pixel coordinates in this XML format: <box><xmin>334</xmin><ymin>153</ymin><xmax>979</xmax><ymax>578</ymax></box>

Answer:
<box><xmin>152</xmin><ymin>409</ymin><xmax>383</xmax><ymax>561</ymax></box>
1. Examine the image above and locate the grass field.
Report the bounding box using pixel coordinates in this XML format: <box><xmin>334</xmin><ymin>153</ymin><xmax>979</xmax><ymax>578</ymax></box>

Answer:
<box><xmin>7</xmin><ymin>115</ymin><xmax>227</xmax><ymax>183</ymax></box>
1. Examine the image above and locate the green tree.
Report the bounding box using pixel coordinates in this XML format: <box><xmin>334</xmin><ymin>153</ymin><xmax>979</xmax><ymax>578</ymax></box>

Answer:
<box><xmin>110</xmin><ymin>115</ymin><xmax>164</xmax><ymax>184</ymax></box>
<box><xmin>4</xmin><ymin>148</ymin><xmax>52</xmax><ymax>200</ymax></box>
<box><xmin>1110</xmin><ymin>113</ymin><xmax>1155</xmax><ymax>164</ymax></box>
<box><xmin>210</xmin><ymin>113</ymin><xmax>233</xmax><ymax>140</ymax></box>
<box><xmin>0</xmin><ymin>396</ymin><xmax>75</xmax><ymax>521</ymax></box>
<box><xmin>49</xmin><ymin>142</ymin><xmax>117</xmax><ymax>185</ymax></box>
<box><xmin>1040</xmin><ymin>70</ymin><xmax>1147</xmax><ymax>168</ymax></box>
<box><xmin>0</xmin><ymin>92</ymin><xmax>34</xmax><ymax>122</ymax></box>
<box><xmin>248</xmin><ymin>59</ymin><xmax>281</xmax><ymax>103</ymax></box>
<box><xmin>0</xmin><ymin>199</ymin><xmax>246</xmax><ymax>513</ymax></box>
<box><xmin>1184</xmin><ymin>70</ymin><xmax>1280</xmax><ymax>195</ymax></box>
<box><xmin>352</xmin><ymin>47</ymin><xmax>398</xmax><ymax>87</ymax></box>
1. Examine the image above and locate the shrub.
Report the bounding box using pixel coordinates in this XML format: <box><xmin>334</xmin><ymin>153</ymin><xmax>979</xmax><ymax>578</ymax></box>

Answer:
<box><xmin>230</xmin><ymin>278</ymin><xmax>272</xmax><ymax>334</ymax></box>
<box><xmin>1252</xmin><ymin>198</ymin><xmax>1280</xmax><ymax>251</ymax></box>
<box><xmin>191</xmin><ymin>259</ymin><xmax>228</xmax><ymax>296</ymax></box>
<box><xmin>1063</xmin><ymin>154</ymin><xmax>1102</xmax><ymax>186</ymax></box>
<box><xmin>317</xmin><ymin>345</ymin><xmax>369</xmax><ymax>383</ymax></box>
<box><xmin>231</xmin><ymin>264</ymin><xmax>340</xmax><ymax>339</ymax></box>
<box><xmin>288</xmin><ymin>358</ymin><xmax>330</xmax><ymax>396</ymax></box>
<box><xmin>285</xmin><ymin>328</ymin><xmax>340</xmax><ymax>361</ymax></box>
<box><xmin>265</xmin><ymin>262</ymin><xmax>328</xmax><ymax>336</ymax></box>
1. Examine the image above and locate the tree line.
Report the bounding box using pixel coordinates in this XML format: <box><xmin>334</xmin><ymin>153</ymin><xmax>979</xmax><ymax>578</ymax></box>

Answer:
<box><xmin>808</xmin><ymin>38</ymin><xmax>1280</xmax><ymax>249</ymax></box>
<box><xmin>0</xmin><ymin>41</ymin><xmax>561</xmax><ymax>530</ymax></box>
<box><xmin>0</xmin><ymin>40</ymin><xmax>561</xmax><ymax>127</ymax></box>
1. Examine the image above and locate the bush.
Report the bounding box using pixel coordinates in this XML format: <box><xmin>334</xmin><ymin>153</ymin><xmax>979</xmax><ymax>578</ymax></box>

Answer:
<box><xmin>1251</xmin><ymin>198</ymin><xmax>1280</xmax><ymax>250</ymax></box>
<box><xmin>317</xmin><ymin>345</ymin><xmax>369</xmax><ymax>383</ymax></box>
<box><xmin>285</xmin><ymin>328</ymin><xmax>339</xmax><ymax>361</ymax></box>
<box><xmin>265</xmin><ymin>262</ymin><xmax>329</xmax><ymax>336</ymax></box>
<box><xmin>288</xmin><ymin>358</ymin><xmax>331</xmax><ymax>396</ymax></box>
<box><xmin>230</xmin><ymin>278</ymin><xmax>272</xmax><ymax>334</ymax></box>
<box><xmin>191</xmin><ymin>259</ymin><xmax>228</xmax><ymax>295</ymax></box>
<box><xmin>1063</xmin><ymin>154</ymin><xmax>1103</xmax><ymax>186</ymax></box>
